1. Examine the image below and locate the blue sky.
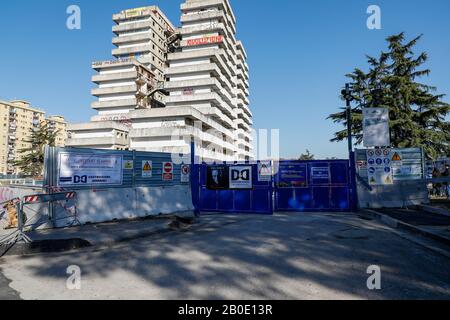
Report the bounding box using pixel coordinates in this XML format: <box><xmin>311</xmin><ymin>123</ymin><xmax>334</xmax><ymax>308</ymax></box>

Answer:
<box><xmin>1</xmin><ymin>0</ymin><xmax>449</xmax><ymax>159</ymax></box>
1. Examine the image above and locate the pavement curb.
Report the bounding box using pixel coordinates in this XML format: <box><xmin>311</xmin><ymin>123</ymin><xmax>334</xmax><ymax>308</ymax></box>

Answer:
<box><xmin>419</xmin><ymin>205</ymin><xmax>450</xmax><ymax>217</ymax></box>
<box><xmin>1</xmin><ymin>238</ymin><xmax>92</xmax><ymax>257</ymax></box>
<box><xmin>362</xmin><ymin>209</ymin><xmax>450</xmax><ymax>247</ymax></box>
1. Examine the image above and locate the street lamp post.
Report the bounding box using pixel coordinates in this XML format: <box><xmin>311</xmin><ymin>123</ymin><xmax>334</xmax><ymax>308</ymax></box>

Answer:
<box><xmin>342</xmin><ymin>83</ymin><xmax>354</xmax><ymax>155</ymax></box>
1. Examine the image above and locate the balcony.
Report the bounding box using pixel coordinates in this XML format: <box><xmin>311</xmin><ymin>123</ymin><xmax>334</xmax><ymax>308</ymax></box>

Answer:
<box><xmin>66</xmin><ymin>136</ymin><xmax>129</xmax><ymax>148</ymax></box>
<box><xmin>112</xmin><ymin>33</ymin><xmax>151</xmax><ymax>46</ymax></box>
<box><xmin>91</xmin><ymin>84</ymin><xmax>138</xmax><ymax>97</ymax></box>
<box><xmin>92</xmin><ymin>71</ymin><xmax>138</xmax><ymax>83</ymax></box>
<box><xmin>111</xmin><ymin>45</ymin><xmax>151</xmax><ymax>57</ymax></box>
<box><xmin>166</xmin><ymin>92</ymin><xmax>235</xmax><ymax>118</ymax></box>
<box><xmin>180</xmin><ymin>0</ymin><xmax>236</xmax><ymax>25</ymax></box>
<box><xmin>91</xmin><ymin>98</ymin><xmax>138</xmax><ymax>110</ymax></box>
<box><xmin>180</xmin><ymin>9</ymin><xmax>236</xmax><ymax>35</ymax></box>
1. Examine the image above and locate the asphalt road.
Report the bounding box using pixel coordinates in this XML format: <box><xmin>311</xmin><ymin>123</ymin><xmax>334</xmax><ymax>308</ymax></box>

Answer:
<box><xmin>0</xmin><ymin>212</ymin><xmax>449</xmax><ymax>299</ymax></box>
<box><xmin>0</xmin><ymin>268</ymin><xmax>20</xmax><ymax>300</ymax></box>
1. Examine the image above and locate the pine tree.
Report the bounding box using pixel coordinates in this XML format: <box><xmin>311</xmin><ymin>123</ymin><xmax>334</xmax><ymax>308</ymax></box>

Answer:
<box><xmin>11</xmin><ymin>122</ymin><xmax>58</xmax><ymax>177</ymax></box>
<box><xmin>299</xmin><ymin>149</ymin><xmax>315</xmax><ymax>160</ymax></box>
<box><xmin>328</xmin><ymin>33</ymin><xmax>450</xmax><ymax>159</ymax></box>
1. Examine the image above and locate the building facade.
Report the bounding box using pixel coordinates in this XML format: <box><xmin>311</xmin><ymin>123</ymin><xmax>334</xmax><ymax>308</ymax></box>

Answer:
<box><xmin>0</xmin><ymin>100</ymin><xmax>67</xmax><ymax>175</ymax></box>
<box><xmin>45</xmin><ymin>115</ymin><xmax>68</xmax><ymax>147</ymax></box>
<box><xmin>165</xmin><ymin>0</ymin><xmax>252</xmax><ymax>161</ymax></box>
<box><xmin>67</xmin><ymin>1</ymin><xmax>253</xmax><ymax>161</ymax></box>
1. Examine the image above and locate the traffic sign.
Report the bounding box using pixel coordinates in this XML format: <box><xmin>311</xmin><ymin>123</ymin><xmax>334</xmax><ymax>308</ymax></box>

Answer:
<box><xmin>162</xmin><ymin>162</ymin><xmax>173</xmax><ymax>181</ymax></box>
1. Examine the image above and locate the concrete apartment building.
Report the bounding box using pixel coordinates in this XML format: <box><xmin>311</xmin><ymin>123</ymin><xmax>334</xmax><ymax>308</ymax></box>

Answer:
<box><xmin>46</xmin><ymin>115</ymin><xmax>68</xmax><ymax>147</ymax></box>
<box><xmin>0</xmin><ymin>100</ymin><xmax>67</xmax><ymax>175</ymax></box>
<box><xmin>67</xmin><ymin>6</ymin><xmax>176</xmax><ymax>151</ymax></box>
<box><xmin>67</xmin><ymin>0</ymin><xmax>253</xmax><ymax>161</ymax></box>
<box><xmin>165</xmin><ymin>0</ymin><xmax>252</xmax><ymax>160</ymax></box>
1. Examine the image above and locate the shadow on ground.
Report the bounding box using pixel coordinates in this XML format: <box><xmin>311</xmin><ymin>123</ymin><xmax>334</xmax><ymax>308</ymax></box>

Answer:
<box><xmin>4</xmin><ymin>212</ymin><xmax>450</xmax><ymax>299</ymax></box>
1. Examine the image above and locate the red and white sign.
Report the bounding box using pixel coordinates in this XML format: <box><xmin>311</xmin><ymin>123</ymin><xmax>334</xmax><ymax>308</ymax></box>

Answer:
<box><xmin>357</xmin><ymin>161</ymin><xmax>367</xmax><ymax>169</ymax></box>
<box><xmin>186</xmin><ymin>36</ymin><xmax>223</xmax><ymax>46</ymax></box>
<box><xmin>181</xmin><ymin>164</ymin><xmax>190</xmax><ymax>183</ymax></box>
<box><xmin>163</xmin><ymin>162</ymin><xmax>174</xmax><ymax>181</ymax></box>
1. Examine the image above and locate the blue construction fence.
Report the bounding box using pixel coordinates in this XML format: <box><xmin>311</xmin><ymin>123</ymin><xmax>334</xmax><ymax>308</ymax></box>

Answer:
<box><xmin>43</xmin><ymin>146</ymin><xmax>191</xmax><ymax>190</ymax></box>
<box><xmin>191</xmin><ymin>157</ymin><xmax>357</xmax><ymax>214</ymax></box>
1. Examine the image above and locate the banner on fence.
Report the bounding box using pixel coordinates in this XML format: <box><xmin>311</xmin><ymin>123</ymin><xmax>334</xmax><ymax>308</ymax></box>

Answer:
<box><xmin>57</xmin><ymin>153</ymin><xmax>123</xmax><ymax>187</ymax></box>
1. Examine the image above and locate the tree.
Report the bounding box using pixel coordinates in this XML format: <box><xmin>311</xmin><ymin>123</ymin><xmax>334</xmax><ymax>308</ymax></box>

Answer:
<box><xmin>11</xmin><ymin>123</ymin><xmax>58</xmax><ymax>177</ymax></box>
<box><xmin>299</xmin><ymin>149</ymin><xmax>315</xmax><ymax>160</ymax></box>
<box><xmin>328</xmin><ymin>33</ymin><xmax>450</xmax><ymax>159</ymax></box>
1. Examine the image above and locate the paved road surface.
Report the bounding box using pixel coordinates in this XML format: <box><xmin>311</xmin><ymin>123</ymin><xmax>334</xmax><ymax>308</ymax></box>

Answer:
<box><xmin>0</xmin><ymin>212</ymin><xmax>449</xmax><ymax>299</ymax></box>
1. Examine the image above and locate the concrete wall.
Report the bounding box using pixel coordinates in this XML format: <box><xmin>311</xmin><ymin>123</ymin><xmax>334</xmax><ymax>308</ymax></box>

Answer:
<box><xmin>1</xmin><ymin>185</ymin><xmax>194</xmax><ymax>230</ymax></box>
<box><xmin>357</xmin><ymin>180</ymin><xmax>429</xmax><ymax>209</ymax></box>
<box><xmin>355</xmin><ymin>148</ymin><xmax>429</xmax><ymax>208</ymax></box>
<box><xmin>61</xmin><ymin>185</ymin><xmax>194</xmax><ymax>226</ymax></box>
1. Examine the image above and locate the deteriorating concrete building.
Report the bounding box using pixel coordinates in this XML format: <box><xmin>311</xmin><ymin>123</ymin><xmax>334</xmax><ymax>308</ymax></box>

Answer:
<box><xmin>67</xmin><ymin>1</ymin><xmax>253</xmax><ymax>161</ymax></box>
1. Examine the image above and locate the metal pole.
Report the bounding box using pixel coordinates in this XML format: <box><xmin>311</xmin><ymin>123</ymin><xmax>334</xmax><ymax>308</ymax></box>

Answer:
<box><xmin>346</xmin><ymin>83</ymin><xmax>353</xmax><ymax>155</ymax></box>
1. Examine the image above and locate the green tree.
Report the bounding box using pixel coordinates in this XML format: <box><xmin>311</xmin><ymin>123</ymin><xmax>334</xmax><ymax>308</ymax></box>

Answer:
<box><xmin>11</xmin><ymin>123</ymin><xmax>58</xmax><ymax>177</ymax></box>
<box><xmin>328</xmin><ymin>33</ymin><xmax>450</xmax><ymax>159</ymax></box>
<box><xmin>299</xmin><ymin>149</ymin><xmax>315</xmax><ymax>160</ymax></box>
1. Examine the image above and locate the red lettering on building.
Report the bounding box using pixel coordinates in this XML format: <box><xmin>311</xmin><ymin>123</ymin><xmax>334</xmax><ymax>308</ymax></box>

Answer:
<box><xmin>186</xmin><ymin>36</ymin><xmax>223</xmax><ymax>46</ymax></box>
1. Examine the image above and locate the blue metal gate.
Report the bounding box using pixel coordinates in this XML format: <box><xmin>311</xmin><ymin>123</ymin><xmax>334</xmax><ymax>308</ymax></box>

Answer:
<box><xmin>274</xmin><ymin>160</ymin><xmax>355</xmax><ymax>212</ymax></box>
<box><xmin>191</xmin><ymin>162</ymin><xmax>273</xmax><ymax>214</ymax></box>
<box><xmin>191</xmin><ymin>159</ymin><xmax>356</xmax><ymax>214</ymax></box>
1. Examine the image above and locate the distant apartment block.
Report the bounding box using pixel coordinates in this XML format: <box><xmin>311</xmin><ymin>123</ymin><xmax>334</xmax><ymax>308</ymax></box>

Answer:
<box><xmin>0</xmin><ymin>100</ymin><xmax>67</xmax><ymax>175</ymax></box>
<box><xmin>67</xmin><ymin>0</ymin><xmax>254</xmax><ymax>161</ymax></box>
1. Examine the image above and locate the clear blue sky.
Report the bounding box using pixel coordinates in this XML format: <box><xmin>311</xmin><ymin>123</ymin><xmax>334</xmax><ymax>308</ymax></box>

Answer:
<box><xmin>1</xmin><ymin>0</ymin><xmax>449</xmax><ymax>159</ymax></box>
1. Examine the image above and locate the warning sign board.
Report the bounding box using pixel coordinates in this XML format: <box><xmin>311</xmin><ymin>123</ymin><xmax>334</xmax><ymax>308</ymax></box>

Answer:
<box><xmin>366</xmin><ymin>148</ymin><xmax>393</xmax><ymax>185</ymax></box>
<box><xmin>258</xmin><ymin>161</ymin><xmax>272</xmax><ymax>182</ymax></box>
<box><xmin>123</xmin><ymin>160</ymin><xmax>134</xmax><ymax>170</ymax></box>
<box><xmin>356</xmin><ymin>148</ymin><xmax>424</xmax><ymax>183</ymax></box>
<box><xmin>142</xmin><ymin>161</ymin><xmax>153</xmax><ymax>178</ymax></box>
<box><xmin>392</xmin><ymin>152</ymin><xmax>402</xmax><ymax>162</ymax></box>
<box><xmin>162</xmin><ymin>162</ymin><xmax>173</xmax><ymax>181</ymax></box>
<box><xmin>181</xmin><ymin>164</ymin><xmax>190</xmax><ymax>183</ymax></box>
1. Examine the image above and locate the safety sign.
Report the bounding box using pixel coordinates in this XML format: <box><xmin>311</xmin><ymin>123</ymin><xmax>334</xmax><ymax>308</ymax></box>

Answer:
<box><xmin>142</xmin><ymin>160</ymin><xmax>153</xmax><ymax>178</ymax></box>
<box><xmin>357</xmin><ymin>160</ymin><xmax>367</xmax><ymax>169</ymax></box>
<box><xmin>366</xmin><ymin>148</ymin><xmax>393</xmax><ymax>185</ymax></box>
<box><xmin>123</xmin><ymin>160</ymin><xmax>134</xmax><ymax>170</ymax></box>
<box><xmin>162</xmin><ymin>162</ymin><xmax>173</xmax><ymax>181</ymax></box>
<box><xmin>258</xmin><ymin>161</ymin><xmax>272</xmax><ymax>182</ymax></box>
<box><xmin>181</xmin><ymin>164</ymin><xmax>190</xmax><ymax>183</ymax></box>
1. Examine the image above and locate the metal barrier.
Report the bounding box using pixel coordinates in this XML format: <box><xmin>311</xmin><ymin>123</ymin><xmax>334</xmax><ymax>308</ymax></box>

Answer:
<box><xmin>0</xmin><ymin>191</ymin><xmax>79</xmax><ymax>252</ymax></box>
<box><xmin>0</xmin><ymin>198</ymin><xmax>26</xmax><ymax>246</ymax></box>
<box><xmin>21</xmin><ymin>191</ymin><xmax>80</xmax><ymax>231</ymax></box>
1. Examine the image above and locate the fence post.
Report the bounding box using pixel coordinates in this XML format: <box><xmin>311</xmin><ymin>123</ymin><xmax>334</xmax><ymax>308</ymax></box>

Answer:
<box><xmin>349</xmin><ymin>151</ymin><xmax>358</xmax><ymax>211</ymax></box>
<box><xmin>190</xmin><ymin>141</ymin><xmax>200</xmax><ymax>215</ymax></box>
<box><xmin>16</xmin><ymin>199</ymin><xmax>31</xmax><ymax>243</ymax></box>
